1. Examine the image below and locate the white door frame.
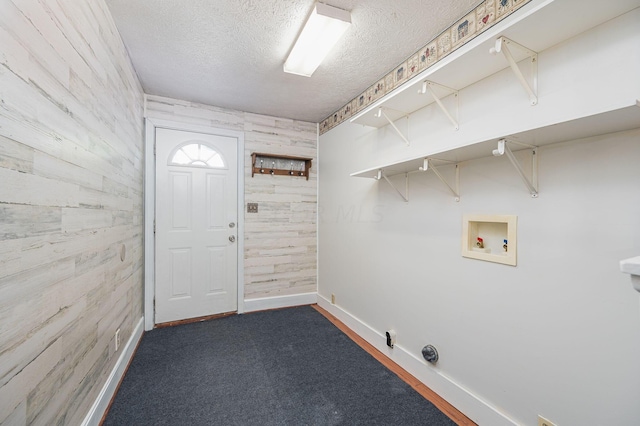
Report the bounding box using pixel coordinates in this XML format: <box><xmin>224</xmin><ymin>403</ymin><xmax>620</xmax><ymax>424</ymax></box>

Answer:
<box><xmin>144</xmin><ymin>118</ymin><xmax>245</xmax><ymax>331</ymax></box>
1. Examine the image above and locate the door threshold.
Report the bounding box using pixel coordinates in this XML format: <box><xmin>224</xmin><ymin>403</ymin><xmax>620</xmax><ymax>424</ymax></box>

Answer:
<box><xmin>155</xmin><ymin>311</ymin><xmax>237</xmax><ymax>329</ymax></box>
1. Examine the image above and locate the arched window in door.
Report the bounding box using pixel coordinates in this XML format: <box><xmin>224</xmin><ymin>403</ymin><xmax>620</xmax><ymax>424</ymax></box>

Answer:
<box><xmin>168</xmin><ymin>141</ymin><xmax>226</xmax><ymax>168</ymax></box>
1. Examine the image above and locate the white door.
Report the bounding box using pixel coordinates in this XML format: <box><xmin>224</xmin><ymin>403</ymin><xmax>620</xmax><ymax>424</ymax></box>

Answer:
<box><xmin>155</xmin><ymin>128</ymin><xmax>238</xmax><ymax>324</ymax></box>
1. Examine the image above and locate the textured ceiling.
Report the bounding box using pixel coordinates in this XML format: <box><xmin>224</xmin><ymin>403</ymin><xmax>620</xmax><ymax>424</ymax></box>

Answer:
<box><xmin>105</xmin><ymin>0</ymin><xmax>479</xmax><ymax>123</ymax></box>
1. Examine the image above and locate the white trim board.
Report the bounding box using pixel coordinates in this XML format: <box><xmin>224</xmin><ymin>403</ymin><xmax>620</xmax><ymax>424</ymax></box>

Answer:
<box><xmin>243</xmin><ymin>292</ymin><xmax>318</xmax><ymax>313</ymax></box>
<box><xmin>316</xmin><ymin>295</ymin><xmax>519</xmax><ymax>426</ymax></box>
<box><xmin>144</xmin><ymin>118</ymin><xmax>246</xmax><ymax>330</ymax></box>
<box><xmin>81</xmin><ymin>317</ymin><xmax>144</xmax><ymax>426</ymax></box>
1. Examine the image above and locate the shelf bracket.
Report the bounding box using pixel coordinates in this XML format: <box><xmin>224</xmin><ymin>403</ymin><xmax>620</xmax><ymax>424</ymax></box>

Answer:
<box><xmin>492</xmin><ymin>139</ymin><xmax>538</xmax><ymax>197</ymax></box>
<box><xmin>375</xmin><ymin>107</ymin><xmax>410</xmax><ymax>146</ymax></box>
<box><xmin>421</xmin><ymin>159</ymin><xmax>460</xmax><ymax>202</ymax></box>
<box><xmin>375</xmin><ymin>169</ymin><xmax>409</xmax><ymax>202</ymax></box>
<box><xmin>490</xmin><ymin>36</ymin><xmax>538</xmax><ymax>106</ymax></box>
<box><xmin>419</xmin><ymin>81</ymin><xmax>459</xmax><ymax>130</ymax></box>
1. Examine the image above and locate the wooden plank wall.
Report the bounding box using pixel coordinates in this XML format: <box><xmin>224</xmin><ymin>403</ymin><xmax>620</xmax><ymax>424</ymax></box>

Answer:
<box><xmin>145</xmin><ymin>95</ymin><xmax>317</xmax><ymax>300</ymax></box>
<box><xmin>0</xmin><ymin>0</ymin><xmax>145</xmax><ymax>424</ymax></box>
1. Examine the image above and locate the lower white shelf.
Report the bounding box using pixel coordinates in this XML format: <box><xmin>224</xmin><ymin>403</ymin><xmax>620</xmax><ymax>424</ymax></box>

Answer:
<box><xmin>351</xmin><ymin>100</ymin><xmax>640</xmax><ymax>180</ymax></box>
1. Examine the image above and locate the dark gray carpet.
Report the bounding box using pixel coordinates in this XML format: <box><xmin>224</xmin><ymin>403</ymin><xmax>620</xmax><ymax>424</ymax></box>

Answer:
<box><xmin>104</xmin><ymin>306</ymin><xmax>456</xmax><ymax>425</ymax></box>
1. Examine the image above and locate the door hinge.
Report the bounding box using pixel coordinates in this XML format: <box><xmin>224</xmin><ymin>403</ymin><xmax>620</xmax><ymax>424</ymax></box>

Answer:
<box><xmin>153</xmin><ymin>143</ymin><xmax>156</xmax><ymax>156</ymax></box>
<box><xmin>153</xmin><ymin>219</ymin><xmax>156</xmax><ymax>234</ymax></box>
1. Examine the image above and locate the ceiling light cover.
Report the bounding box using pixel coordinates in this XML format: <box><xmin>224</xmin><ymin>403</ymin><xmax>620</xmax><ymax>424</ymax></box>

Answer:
<box><xmin>284</xmin><ymin>3</ymin><xmax>351</xmax><ymax>77</ymax></box>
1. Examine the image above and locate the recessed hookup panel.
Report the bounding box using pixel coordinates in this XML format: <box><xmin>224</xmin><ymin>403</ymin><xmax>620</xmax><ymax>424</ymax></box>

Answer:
<box><xmin>462</xmin><ymin>214</ymin><xmax>517</xmax><ymax>266</ymax></box>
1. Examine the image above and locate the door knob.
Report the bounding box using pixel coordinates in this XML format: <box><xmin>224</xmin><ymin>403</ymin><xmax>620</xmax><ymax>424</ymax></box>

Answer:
<box><xmin>229</xmin><ymin>222</ymin><xmax>236</xmax><ymax>228</ymax></box>
<box><xmin>229</xmin><ymin>235</ymin><xmax>236</xmax><ymax>243</ymax></box>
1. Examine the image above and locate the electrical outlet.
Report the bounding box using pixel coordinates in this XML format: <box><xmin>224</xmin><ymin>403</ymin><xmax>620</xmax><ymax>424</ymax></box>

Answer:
<box><xmin>538</xmin><ymin>415</ymin><xmax>557</xmax><ymax>426</ymax></box>
<box><xmin>331</xmin><ymin>294</ymin><xmax>335</xmax><ymax>304</ymax></box>
<box><xmin>115</xmin><ymin>328</ymin><xmax>121</xmax><ymax>352</ymax></box>
<box><xmin>247</xmin><ymin>203</ymin><xmax>258</xmax><ymax>213</ymax></box>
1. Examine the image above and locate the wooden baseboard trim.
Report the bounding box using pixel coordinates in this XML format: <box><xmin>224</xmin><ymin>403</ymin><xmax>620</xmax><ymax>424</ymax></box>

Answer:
<box><xmin>82</xmin><ymin>317</ymin><xmax>144</xmax><ymax>426</ymax></box>
<box><xmin>311</xmin><ymin>304</ymin><xmax>476</xmax><ymax>426</ymax></box>
<box><xmin>98</xmin><ymin>333</ymin><xmax>144</xmax><ymax>426</ymax></box>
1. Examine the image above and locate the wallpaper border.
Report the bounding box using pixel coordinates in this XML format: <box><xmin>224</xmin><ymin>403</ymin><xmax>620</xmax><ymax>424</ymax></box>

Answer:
<box><xmin>319</xmin><ymin>0</ymin><xmax>533</xmax><ymax>134</ymax></box>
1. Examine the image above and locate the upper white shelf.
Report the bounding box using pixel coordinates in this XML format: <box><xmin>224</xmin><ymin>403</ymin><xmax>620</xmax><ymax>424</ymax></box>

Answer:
<box><xmin>350</xmin><ymin>0</ymin><xmax>640</xmax><ymax>128</ymax></box>
<box><xmin>351</xmin><ymin>101</ymin><xmax>640</xmax><ymax>179</ymax></box>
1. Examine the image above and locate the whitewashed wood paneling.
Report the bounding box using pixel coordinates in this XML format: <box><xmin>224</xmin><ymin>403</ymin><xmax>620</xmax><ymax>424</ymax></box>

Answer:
<box><xmin>145</xmin><ymin>95</ymin><xmax>318</xmax><ymax>300</ymax></box>
<box><xmin>0</xmin><ymin>0</ymin><xmax>144</xmax><ymax>424</ymax></box>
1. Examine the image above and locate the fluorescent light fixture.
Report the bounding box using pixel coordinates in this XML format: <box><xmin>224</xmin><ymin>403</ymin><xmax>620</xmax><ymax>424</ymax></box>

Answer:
<box><xmin>284</xmin><ymin>3</ymin><xmax>351</xmax><ymax>77</ymax></box>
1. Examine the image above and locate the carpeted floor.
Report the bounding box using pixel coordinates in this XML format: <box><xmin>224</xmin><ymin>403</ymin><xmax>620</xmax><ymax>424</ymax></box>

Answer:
<box><xmin>104</xmin><ymin>306</ymin><xmax>456</xmax><ymax>425</ymax></box>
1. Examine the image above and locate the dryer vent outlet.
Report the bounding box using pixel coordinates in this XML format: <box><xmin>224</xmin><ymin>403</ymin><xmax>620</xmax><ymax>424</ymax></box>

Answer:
<box><xmin>385</xmin><ymin>330</ymin><xmax>396</xmax><ymax>348</ymax></box>
<box><xmin>422</xmin><ymin>344</ymin><xmax>438</xmax><ymax>363</ymax></box>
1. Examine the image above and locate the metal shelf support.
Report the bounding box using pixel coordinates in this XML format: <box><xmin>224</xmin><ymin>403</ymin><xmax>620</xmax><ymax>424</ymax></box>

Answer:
<box><xmin>375</xmin><ymin>107</ymin><xmax>410</xmax><ymax>146</ymax></box>
<box><xmin>492</xmin><ymin>139</ymin><xmax>538</xmax><ymax>197</ymax></box>
<box><xmin>420</xmin><ymin>159</ymin><xmax>460</xmax><ymax>202</ymax></box>
<box><xmin>490</xmin><ymin>36</ymin><xmax>538</xmax><ymax>106</ymax></box>
<box><xmin>374</xmin><ymin>169</ymin><xmax>409</xmax><ymax>202</ymax></box>
<box><xmin>419</xmin><ymin>81</ymin><xmax>460</xmax><ymax>130</ymax></box>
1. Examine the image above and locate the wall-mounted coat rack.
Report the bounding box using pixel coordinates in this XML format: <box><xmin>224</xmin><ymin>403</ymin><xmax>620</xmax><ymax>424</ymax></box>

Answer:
<box><xmin>251</xmin><ymin>153</ymin><xmax>312</xmax><ymax>180</ymax></box>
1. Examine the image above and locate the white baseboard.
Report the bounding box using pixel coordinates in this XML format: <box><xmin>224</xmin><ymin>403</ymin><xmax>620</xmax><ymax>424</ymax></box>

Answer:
<box><xmin>316</xmin><ymin>295</ymin><xmax>518</xmax><ymax>426</ymax></box>
<box><xmin>82</xmin><ymin>317</ymin><xmax>144</xmax><ymax>426</ymax></box>
<box><xmin>243</xmin><ymin>292</ymin><xmax>318</xmax><ymax>313</ymax></box>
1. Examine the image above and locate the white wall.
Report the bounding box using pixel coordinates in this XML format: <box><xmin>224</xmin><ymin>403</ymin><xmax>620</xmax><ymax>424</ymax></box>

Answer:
<box><xmin>318</xmin><ymin>9</ymin><xmax>640</xmax><ymax>426</ymax></box>
<box><xmin>0</xmin><ymin>0</ymin><xmax>144</xmax><ymax>424</ymax></box>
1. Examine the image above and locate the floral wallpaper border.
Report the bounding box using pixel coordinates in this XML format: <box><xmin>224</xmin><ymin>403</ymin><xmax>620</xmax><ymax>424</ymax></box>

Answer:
<box><xmin>319</xmin><ymin>0</ymin><xmax>532</xmax><ymax>135</ymax></box>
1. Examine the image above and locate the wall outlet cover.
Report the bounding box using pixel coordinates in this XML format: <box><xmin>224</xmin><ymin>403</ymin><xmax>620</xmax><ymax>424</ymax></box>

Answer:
<box><xmin>115</xmin><ymin>329</ymin><xmax>121</xmax><ymax>352</ymax></box>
